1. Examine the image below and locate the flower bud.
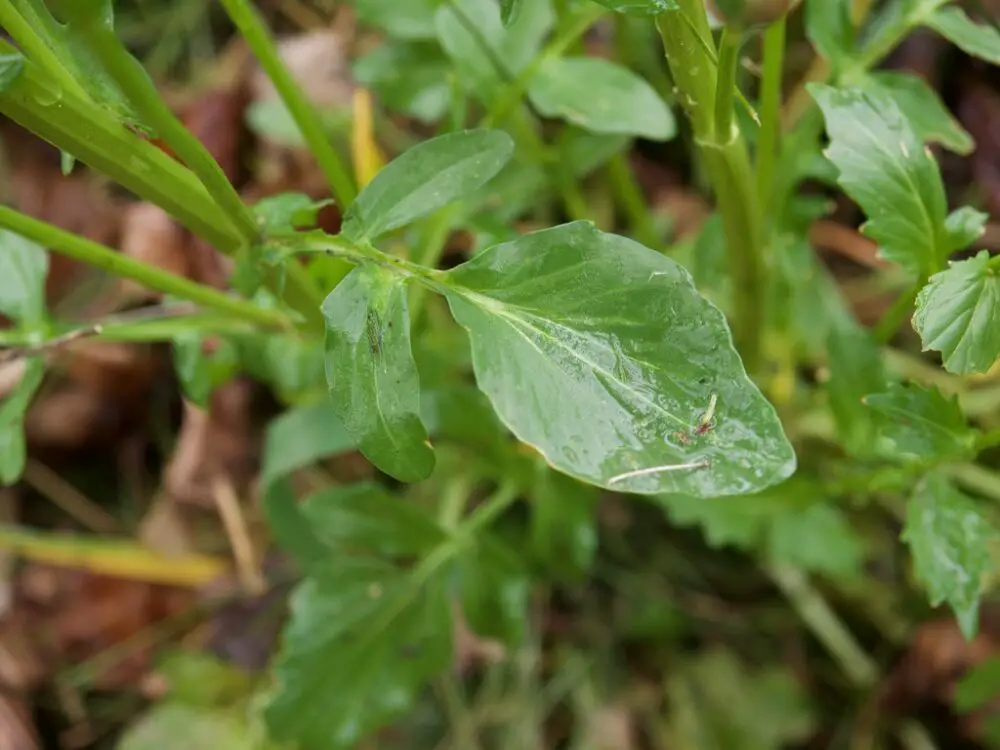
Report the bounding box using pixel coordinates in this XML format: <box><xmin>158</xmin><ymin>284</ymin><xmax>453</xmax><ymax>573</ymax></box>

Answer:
<box><xmin>707</xmin><ymin>0</ymin><xmax>801</xmax><ymax>27</ymax></box>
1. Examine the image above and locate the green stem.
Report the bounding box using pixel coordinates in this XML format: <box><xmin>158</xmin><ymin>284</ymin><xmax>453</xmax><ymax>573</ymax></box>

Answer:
<box><xmin>73</xmin><ymin>21</ymin><xmax>259</xmax><ymax>243</ymax></box>
<box><xmin>0</xmin><ymin>206</ymin><xmax>289</xmax><ymax>330</ymax></box>
<box><xmin>655</xmin><ymin>2</ymin><xmax>764</xmax><ymax>371</ymax></box>
<box><xmin>0</xmin><ymin>43</ymin><xmax>243</xmax><ymax>252</ymax></box>
<box><xmin>872</xmin><ymin>284</ymin><xmax>920</xmax><ymax>344</ymax></box>
<box><xmin>714</xmin><ymin>26</ymin><xmax>743</xmax><ymax>142</ymax></box>
<box><xmin>0</xmin><ymin>3</ymin><xmax>88</xmax><ymax>100</ymax></box>
<box><xmin>755</xmin><ymin>17</ymin><xmax>786</xmax><ymax>224</ymax></box>
<box><xmin>217</xmin><ymin>0</ymin><xmax>356</xmax><ymax>207</ymax></box>
<box><xmin>768</xmin><ymin>564</ymin><xmax>879</xmax><ymax>687</ymax></box>
<box><xmin>606</xmin><ymin>152</ymin><xmax>660</xmax><ymax>251</ymax></box>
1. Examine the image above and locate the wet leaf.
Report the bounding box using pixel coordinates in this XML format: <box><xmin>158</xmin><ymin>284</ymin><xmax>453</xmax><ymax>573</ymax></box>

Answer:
<box><xmin>264</xmin><ymin>559</ymin><xmax>451</xmax><ymax>749</ymax></box>
<box><xmin>528</xmin><ymin>57</ymin><xmax>675</xmax><ymax>140</ymax></box>
<box><xmin>322</xmin><ymin>264</ymin><xmax>434</xmax><ymax>482</ymax></box>
<box><xmin>340</xmin><ymin>129</ymin><xmax>514</xmax><ymax>243</ymax></box>
<box><xmin>810</xmin><ymin>84</ymin><xmax>949</xmax><ymax>276</ymax></box>
<box><xmin>863</xmin><ymin>383</ymin><xmax>976</xmax><ymax>462</ymax></box>
<box><xmin>925</xmin><ymin>5</ymin><xmax>1000</xmax><ymax>66</ymax></box>
<box><xmin>0</xmin><ymin>359</ymin><xmax>44</xmax><ymax>485</ymax></box>
<box><xmin>861</xmin><ymin>72</ymin><xmax>974</xmax><ymax>155</ymax></box>
<box><xmin>442</xmin><ymin>221</ymin><xmax>795</xmax><ymax>497</ymax></box>
<box><xmin>459</xmin><ymin>534</ymin><xmax>530</xmax><ymax>645</ymax></box>
<box><xmin>301</xmin><ymin>482</ymin><xmax>445</xmax><ymax>558</ymax></box>
<box><xmin>435</xmin><ymin>0</ymin><xmax>554</xmax><ymax>102</ymax></box>
<box><xmin>589</xmin><ymin>0</ymin><xmax>676</xmax><ymax>13</ymax></box>
<box><xmin>0</xmin><ymin>231</ymin><xmax>48</xmax><ymax>326</ymax></box>
<box><xmin>351</xmin><ymin>0</ymin><xmax>437</xmax><ymax>38</ymax></box>
<box><xmin>904</xmin><ymin>473</ymin><xmax>999</xmax><ymax>639</ymax></box>
<box><xmin>913</xmin><ymin>251</ymin><xmax>1000</xmax><ymax>375</ymax></box>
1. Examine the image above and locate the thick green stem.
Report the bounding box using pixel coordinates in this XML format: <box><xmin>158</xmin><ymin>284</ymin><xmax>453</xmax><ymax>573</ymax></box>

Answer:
<box><xmin>755</xmin><ymin>18</ymin><xmax>786</xmax><ymax>224</ymax></box>
<box><xmin>217</xmin><ymin>0</ymin><xmax>356</xmax><ymax>207</ymax></box>
<box><xmin>0</xmin><ymin>206</ymin><xmax>290</xmax><ymax>330</ymax></box>
<box><xmin>72</xmin><ymin>21</ymin><xmax>260</xmax><ymax>243</ymax></box>
<box><xmin>655</xmin><ymin>4</ymin><xmax>764</xmax><ymax>371</ymax></box>
<box><xmin>0</xmin><ymin>44</ymin><xmax>243</xmax><ymax>252</ymax></box>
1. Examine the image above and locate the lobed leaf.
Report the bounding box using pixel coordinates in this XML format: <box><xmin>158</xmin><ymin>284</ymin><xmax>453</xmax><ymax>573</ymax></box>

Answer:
<box><xmin>340</xmin><ymin>129</ymin><xmax>514</xmax><ymax>243</ymax></box>
<box><xmin>528</xmin><ymin>56</ymin><xmax>675</xmax><ymax>140</ymax></box>
<box><xmin>913</xmin><ymin>251</ymin><xmax>1000</xmax><ymax>374</ymax></box>
<box><xmin>810</xmin><ymin>84</ymin><xmax>949</xmax><ymax>276</ymax></box>
<box><xmin>442</xmin><ymin>221</ymin><xmax>795</xmax><ymax>497</ymax></box>
<box><xmin>322</xmin><ymin>264</ymin><xmax>434</xmax><ymax>482</ymax></box>
<box><xmin>925</xmin><ymin>5</ymin><xmax>1000</xmax><ymax>66</ymax></box>
<box><xmin>860</xmin><ymin>72</ymin><xmax>973</xmax><ymax>155</ymax></box>
<box><xmin>903</xmin><ymin>473</ymin><xmax>999</xmax><ymax>639</ymax></box>
<box><xmin>863</xmin><ymin>383</ymin><xmax>976</xmax><ymax>462</ymax></box>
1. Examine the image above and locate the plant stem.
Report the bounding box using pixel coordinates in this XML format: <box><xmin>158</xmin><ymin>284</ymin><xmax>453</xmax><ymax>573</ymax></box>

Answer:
<box><xmin>73</xmin><ymin>22</ymin><xmax>259</xmax><ymax>243</ymax></box>
<box><xmin>655</xmin><ymin>3</ymin><xmax>764</xmax><ymax>371</ymax></box>
<box><xmin>0</xmin><ymin>206</ymin><xmax>290</xmax><ymax>330</ymax></box>
<box><xmin>0</xmin><ymin>43</ymin><xmax>243</xmax><ymax>252</ymax></box>
<box><xmin>714</xmin><ymin>26</ymin><xmax>743</xmax><ymax>142</ymax></box>
<box><xmin>606</xmin><ymin>152</ymin><xmax>661</xmax><ymax>251</ymax></box>
<box><xmin>0</xmin><ymin>3</ymin><xmax>87</xmax><ymax>101</ymax></box>
<box><xmin>872</xmin><ymin>285</ymin><xmax>920</xmax><ymax>344</ymax></box>
<box><xmin>217</xmin><ymin>0</ymin><xmax>356</xmax><ymax>207</ymax></box>
<box><xmin>755</xmin><ymin>17</ymin><xmax>786</xmax><ymax>224</ymax></box>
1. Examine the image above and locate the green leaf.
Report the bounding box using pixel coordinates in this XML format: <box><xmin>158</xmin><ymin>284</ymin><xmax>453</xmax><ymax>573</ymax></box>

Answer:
<box><xmin>235</xmin><ymin>332</ymin><xmax>325</xmax><ymax>403</ymax></box>
<box><xmin>351</xmin><ymin>0</ymin><xmax>438</xmax><ymax>38</ymax></box>
<box><xmin>861</xmin><ymin>72</ymin><xmax>974</xmax><ymax>155</ymax></box>
<box><xmin>60</xmin><ymin>150</ymin><xmax>76</xmax><ymax>176</ymax></box>
<box><xmin>0</xmin><ymin>358</ymin><xmax>45</xmax><ymax>485</ymax></box>
<box><xmin>322</xmin><ymin>264</ymin><xmax>434</xmax><ymax>482</ymax></box>
<box><xmin>657</xmin><ymin>492</ymin><xmax>776</xmax><ymax>549</ymax></box>
<box><xmin>0</xmin><ymin>53</ymin><xmax>25</xmax><ymax>90</ymax></box>
<box><xmin>810</xmin><ymin>83</ymin><xmax>949</xmax><ymax>276</ymax></box>
<box><xmin>943</xmin><ymin>206</ymin><xmax>989</xmax><ymax>254</ymax></box>
<box><xmin>117</xmin><ymin>703</ymin><xmax>264</xmax><ymax>750</ymax></box>
<box><xmin>500</xmin><ymin>0</ymin><xmax>523</xmax><ymax>26</ymax></box>
<box><xmin>264</xmin><ymin>559</ymin><xmax>452</xmax><ymax>749</ymax></box>
<box><xmin>459</xmin><ymin>534</ymin><xmax>530</xmax><ymax>645</ymax></box>
<box><xmin>301</xmin><ymin>482</ymin><xmax>446</xmax><ymax>559</ymax></box>
<box><xmin>530</xmin><ymin>468</ymin><xmax>598</xmax><ymax>581</ymax></box>
<box><xmin>925</xmin><ymin>5</ymin><xmax>1000</xmax><ymax>66</ymax></box>
<box><xmin>442</xmin><ymin>221</ymin><xmax>795</xmax><ymax>497</ymax></box>
<box><xmin>527</xmin><ymin>56</ymin><xmax>675</xmax><ymax>140</ymax></box>
<box><xmin>340</xmin><ymin>129</ymin><xmax>514</xmax><ymax>243</ymax></box>
<box><xmin>903</xmin><ymin>473</ymin><xmax>998</xmax><ymax>639</ymax></box>
<box><xmin>352</xmin><ymin>42</ymin><xmax>450</xmax><ymax>124</ymax></box>
<box><xmin>173</xmin><ymin>333</ymin><xmax>239</xmax><ymax>409</ymax></box>
<box><xmin>589</xmin><ymin>0</ymin><xmax>676</xmax><ymax>13</ymax></box>
<box><xmin>254</xmin><ymin>192</ymin><xmax>330</xmax><ymax>234</ymax></box>
<box><xmin>955</xmin><ymin>656</ymin><xmax>1000</xmax><ymax>712</ymax></box>
<box><xmin>154</xmin><ymin>651</ymin><xmax>250</xmax><ymax>709</ymax></box>
<box><xmin>435</xmin><ymin>0</ymin><xmax>554</xmax><ymax>102</ymax></box>
<box><xmin>913</xmin><ymin>250</ymin><xmax>1000</xmax><ymax>375</ymax></box>
<box><xmin>767</xmin><ymin>504</ymin><xmax>863</xmax><ymax>578</ymax></box>
<box><xmin>0</xmin><ymin>230</ymin><xmax>49</xmax><ymax>326</ymax></box>
<box><xmin>245</xmin><ymin>99</ymin><xmax>349</xmax><ymax>148</ymax></box>
<box><xmin>863</xmin><ymin>383</ymin><xmax>976</xmax><ymax>462</ymax></box>
<box><xmin>805</xmin><ymin>0</ymin><xmax>853</xmax><ymax>71</ymax></box>
<box><xmin>826</xmin><ymin>319</ymin><xmax>886</xmax><ymax>456</ymax></box>
<box><xmin>33</xmin><ymin>0</ymin><xmax>154</xmax><ymax>132</ymax></box>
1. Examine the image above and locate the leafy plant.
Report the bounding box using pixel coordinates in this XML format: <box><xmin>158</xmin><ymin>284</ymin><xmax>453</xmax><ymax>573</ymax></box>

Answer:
<box><xmin>2</xmin><ymin>0</ymin><xmax>1000</xmax><ymax>746</ymax></box>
